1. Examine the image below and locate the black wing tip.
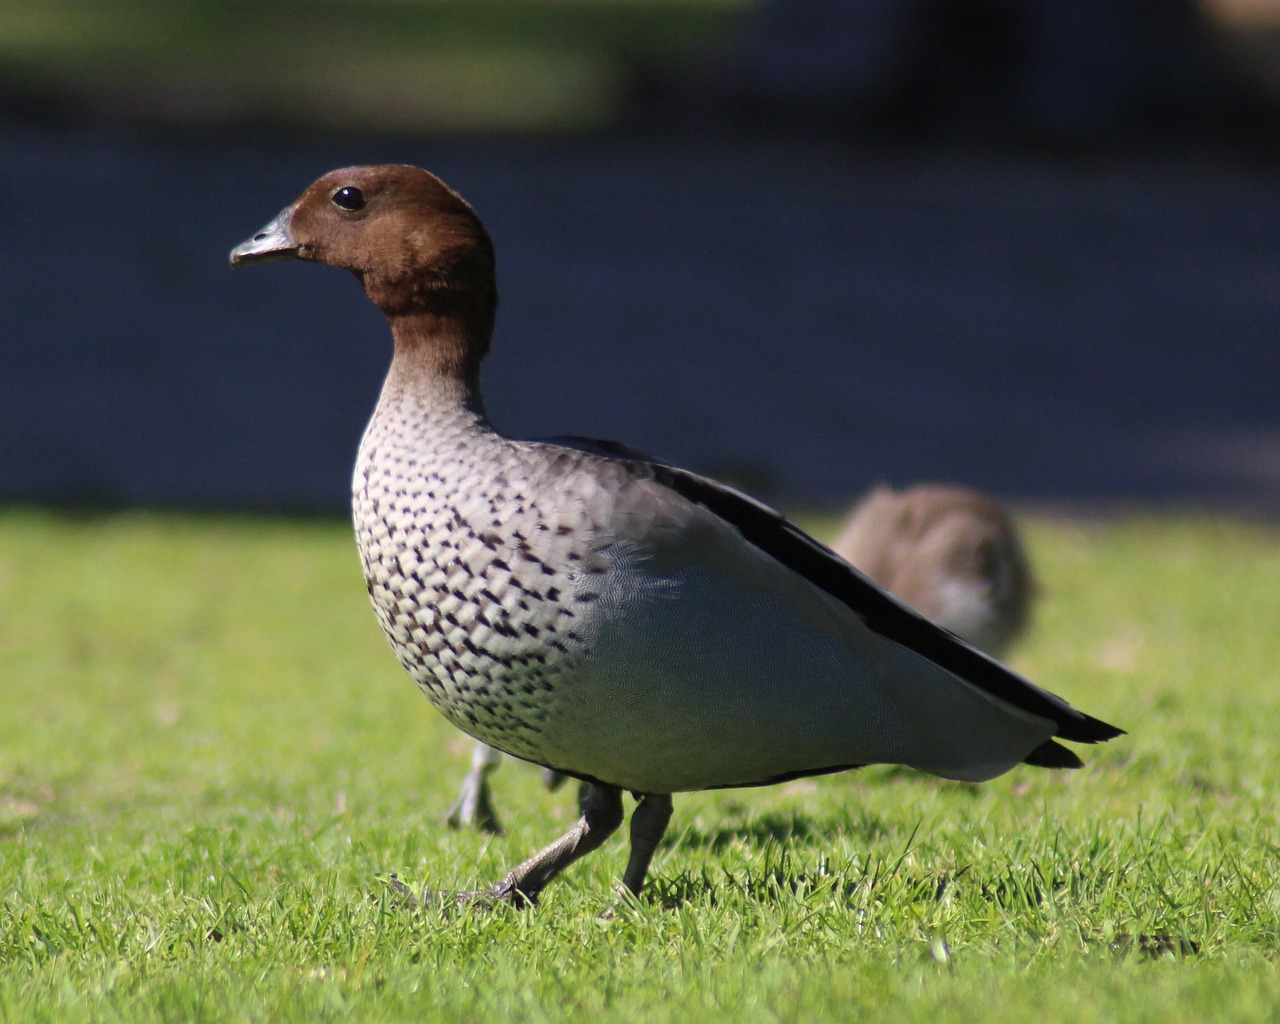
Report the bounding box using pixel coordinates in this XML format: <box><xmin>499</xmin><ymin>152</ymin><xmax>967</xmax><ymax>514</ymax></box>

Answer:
<box><xmin>1058</xmin><ymin>713</ymin><xmax>1126</xmax><ymax>745</ymax></box>
<box><xmin>1026</xmin><ymin>712</ymin><xmax>1126</xmax><ymax>770</ymax></box>
<box><xmin>1024</xmin><ymin>740</ymin><xmax>1085</xmax><ymax>769</ymax></box>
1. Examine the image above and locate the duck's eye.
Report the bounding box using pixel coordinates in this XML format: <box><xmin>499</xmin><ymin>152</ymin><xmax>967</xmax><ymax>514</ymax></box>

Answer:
<box><xmin>331</xmin><ymin>186</ymin><xmax>365</xmax><ymax>212</ymax></box>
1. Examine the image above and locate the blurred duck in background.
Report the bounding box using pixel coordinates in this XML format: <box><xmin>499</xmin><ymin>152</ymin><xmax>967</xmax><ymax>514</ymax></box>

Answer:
<box><xmin>832</xmin><ymin>484</ymin><xmax>1034</xmax><ymax>660</ymax></box>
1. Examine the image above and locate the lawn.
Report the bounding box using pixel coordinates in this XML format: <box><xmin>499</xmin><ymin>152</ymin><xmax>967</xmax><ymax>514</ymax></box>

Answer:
<box><xmin>0</xmin><ymin>0</ymin><xmax>751</xmax><ymax>133</ymax></box>
<box><xmin>1</xmin><ymin>508</ymin><xmax>1279</xmax><ymax>1022</ymax></box>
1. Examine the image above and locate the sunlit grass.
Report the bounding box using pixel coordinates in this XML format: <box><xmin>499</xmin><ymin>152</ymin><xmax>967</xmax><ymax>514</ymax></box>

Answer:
<box><xmin>2</xmin><ymin>508</ymin><xmax>1279</xmax><ymax>1022</ymax></box>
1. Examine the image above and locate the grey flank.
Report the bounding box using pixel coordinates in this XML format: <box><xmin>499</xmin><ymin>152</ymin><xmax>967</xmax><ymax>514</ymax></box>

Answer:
<box><xmin>357</xmin><ymin>369</ymin><xmax>1070</xmax><ymax>796</ymax></box>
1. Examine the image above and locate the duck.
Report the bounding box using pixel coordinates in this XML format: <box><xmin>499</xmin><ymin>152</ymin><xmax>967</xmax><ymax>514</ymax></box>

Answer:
<box><xmin>448</xmin><ymin>482</ymin><xmax>1037</xmax><ymax>833</ymax></box>
<box><xmin>229</xmin><ymin>164</ymin><xmax>1122</xmax><ymax>909</ymax></box>
<box><xmin>833</xmin><ymin>484</ymin><xmax>1034</xmax><ymax>659</ymax></box>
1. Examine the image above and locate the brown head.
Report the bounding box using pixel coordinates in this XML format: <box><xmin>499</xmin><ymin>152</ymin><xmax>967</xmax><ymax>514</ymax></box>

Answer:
<box><xmin>230</xmin><ymin>164</ymin><xmax>497</xmax><ymax>382</ymax></box>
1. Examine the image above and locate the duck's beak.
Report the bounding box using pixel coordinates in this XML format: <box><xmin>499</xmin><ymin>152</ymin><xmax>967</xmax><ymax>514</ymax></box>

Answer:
<box><xmin>229</xmin><ymin>206</ymin><xmax>299</xmax><ymax>267</ymax></box>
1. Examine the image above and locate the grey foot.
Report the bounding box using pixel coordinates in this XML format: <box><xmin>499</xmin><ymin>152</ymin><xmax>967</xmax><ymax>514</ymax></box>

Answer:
<box><xmin>393</xmin><ymin>785</ymin><xmax>671</xmax><ymax>914</ymax></box>
<box><xmin>384</xmin><ymin>873</ymin><xmax>534</xmax><ymax>912</ymax></box>
<box><xmin>446</xmin><ymin>747</ymin><xmax>504</xmax><ymax>833</ymax></box>
<box><xmin>385</xmin><ymin>872</ymin><xmax>422</xmax><ymax>908</ymax></box>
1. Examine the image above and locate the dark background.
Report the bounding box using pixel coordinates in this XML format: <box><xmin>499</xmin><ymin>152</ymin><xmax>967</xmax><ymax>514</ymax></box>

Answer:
<box><xmin>3</xmin><ymin>0</ymin><xmax>1279</xmax><ymax>514</ymax></box>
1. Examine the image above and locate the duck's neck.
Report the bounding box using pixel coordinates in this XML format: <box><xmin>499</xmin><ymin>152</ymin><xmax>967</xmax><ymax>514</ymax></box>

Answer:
<box><xmin>382</xmin><ymin>311</ymin><xmax>490</xmax><ymax>422</ymax></box>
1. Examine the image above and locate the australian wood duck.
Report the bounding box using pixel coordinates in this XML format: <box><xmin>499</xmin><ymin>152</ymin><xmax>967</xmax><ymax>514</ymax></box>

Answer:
<box><xmin>230</xmin><ymin>164</ymin><xmax>1122</xmax><ymax>908</ymax></box>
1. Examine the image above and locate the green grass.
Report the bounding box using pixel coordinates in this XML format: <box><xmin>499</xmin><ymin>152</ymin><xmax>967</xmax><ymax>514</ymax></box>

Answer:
<box><xmin>2</xmin><ymin>508</ymin><xmax>1280</xmax><ymax>1022</ymax></box>
<box><xmin>0</xmin><ymin>0</ymin><xmax>751</xmax><ymax>133</ymax></box>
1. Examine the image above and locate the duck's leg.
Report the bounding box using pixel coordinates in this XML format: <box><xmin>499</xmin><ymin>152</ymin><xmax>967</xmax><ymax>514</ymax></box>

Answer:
<box><xmin>445</xmin><ymin>741</ymin><xmax>504</xmax><ymax>834</ymax></box>
<box><xmin>539</xmin><ymin>767</ymin><xmax>595</xmax><ymax>817</ymax></box>
<box><xmin>619</xmin><ymin>793</ymin><xmax>673</xmax><ymax>897</ymax></box>
<box><xmin>540</xmin><ymin>766</ymin><xmax>567</xmax><ymax>790</ymax></box>
<box><xmin>484</xmin><ymin>783</ymin><xmax>625</xmax><ymax>907</ymax></box>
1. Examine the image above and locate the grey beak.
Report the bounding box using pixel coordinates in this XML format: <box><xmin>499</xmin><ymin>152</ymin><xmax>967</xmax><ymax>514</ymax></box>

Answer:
<box><xmin>229</xmin><ymin>206</ymin><xmax>299</xmax><ymax>267</ymax></box>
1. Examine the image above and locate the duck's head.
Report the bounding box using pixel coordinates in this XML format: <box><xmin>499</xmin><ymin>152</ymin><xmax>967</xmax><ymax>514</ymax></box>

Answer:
<box><xmin>231</xmin><ymin>164</ymin><xmax>497</xmax><ymax>350</ymax></box>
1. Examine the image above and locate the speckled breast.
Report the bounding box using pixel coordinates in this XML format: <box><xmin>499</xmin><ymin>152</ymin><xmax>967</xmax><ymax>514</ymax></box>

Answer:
<box><xmin>350</xmin><ymin>401</ymin><xmax>599</xmax><ymax>765</ymax></box>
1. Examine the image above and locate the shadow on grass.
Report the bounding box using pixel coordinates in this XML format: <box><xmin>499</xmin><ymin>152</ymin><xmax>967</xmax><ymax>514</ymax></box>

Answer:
<box><xmin>664</xmin><ymin>808</ymin><xmax>892</xmax><ymax>854</ymax></box>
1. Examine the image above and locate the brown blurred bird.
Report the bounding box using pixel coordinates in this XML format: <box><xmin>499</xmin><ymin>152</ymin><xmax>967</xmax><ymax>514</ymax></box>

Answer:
<box><xmin>832</xmin><ymin>484</ymin><xmax>1034</xmax><ymax>659</ymax></box>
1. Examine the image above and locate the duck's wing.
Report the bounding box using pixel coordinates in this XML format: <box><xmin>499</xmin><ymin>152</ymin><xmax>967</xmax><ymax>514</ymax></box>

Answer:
<box><xmin>541</xmin><ymin>435</ymin><xmax>1123</xmax><ymax>770</ymax></box>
